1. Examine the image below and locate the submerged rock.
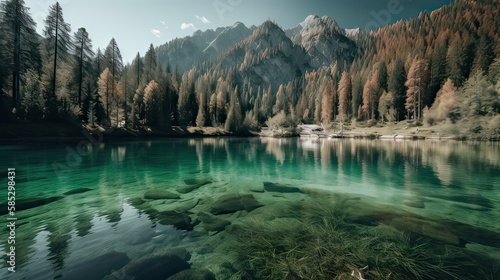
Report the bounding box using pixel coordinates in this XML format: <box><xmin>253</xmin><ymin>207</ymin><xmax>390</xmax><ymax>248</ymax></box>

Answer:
<box><xmin>197</xmin><ymin>212</ymin><xmax>231</xmax><ymax>232</ymax></box>
<box><xmin>63</xmin><ymin>188</ymin><xmax>93</xmax><ymax>196</ymax></box>
<box><xmin>144</xmin><ymin>189</ymin><xmax>181</xmax><ymax>200</ymax></box>
<box><xmin>184</xmin><ymin>178</ymin><xmax>212</xmax><ymax>186</ymax></box>
<box><xmin>403</xmin><ymin>199</ymin><xmax>425</xmax><ymax>209</ymax></box>
<box><xmin>0</xmin><ymin>196</ymin><xmax>64</xmax><ymax>215</ymax></box>
<box><xmin>167</xmin><ymin>268</ymin><xmax>216</xmax><ymax>280</ymax></box>
<box><xmin>263</xmin><ymin>182</ymin><xmax>304</xmax><ymax>193</ymax></box>
<box><xmin>210</xmin><ymin>194</ymin><xmax>263</xmax><ymax>215</ymax></box>
<box><xmin>144</xmin><ymin>208</ymin><xmax>160</xmax><ymax>219</ymax></box>
<box><xmin>126</xmin><ymin>254</ymin><xmax>190</xmax><ymax>280</ymax></box>
<box><xmin>169</xmin><ymin>247</ymin><xmax>192</xmax><ymax>262</ymax></box>
<box><xmin>176</xmin><ymin>185</ymin><xmax>202</xmax><ymax>194</ymax></box>
<box><xmin>61</xmin><ymin>251</ymin><xmax>129</xmax><ymax>280</ymax></box>
<box><xmin>128</xmin><ymin>197</ymin><xmax>147</xmax><ymax>208</ymax></box>
<box><xmin>249</xmin><ymin>187</ymin><xmax>265</xmax><ymax>193</ymax></box>
<box><xmin>441</xmin><ymin>220</ymin><xmax>500</xmax><ymax>248</ymax></box>
<box><xmin>158</xmin><ymin>210</ymin><xmax>193</xmax><ymax>231</ymax></box>
<box><xmin>388</xmin><ymin>217</ymin><xmax>464</xmax><ymax>246</ymax></box>
<box><xmin>176</xmin><ymin>179</ymin><xmax>212</xmax><ymax>194</ymax></box>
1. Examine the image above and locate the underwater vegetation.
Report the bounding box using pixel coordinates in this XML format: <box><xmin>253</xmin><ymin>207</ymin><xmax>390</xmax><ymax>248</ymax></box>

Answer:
<box><xmin>224</xmin><ymin>198</ymin><xmax>497</xmax><ymax>280</ymax></box>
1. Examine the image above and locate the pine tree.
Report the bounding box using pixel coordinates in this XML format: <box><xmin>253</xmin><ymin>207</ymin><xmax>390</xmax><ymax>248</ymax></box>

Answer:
<box><xmin>376</xmin><ymin>61</ymin><xmax>388</xmax><ymax>92</ymax></box>
<box><xmin>362</xmin><ymin>69</ymin><xmax>380</xmax><ymax>120</ymax></box>
<box><xmin>44</xmin><ymin>2</ymin><xmax>72</xmax><ymax>103</ymax></box>
<box><xmin>351</xmin><ymin>75</ymin><xmax>363</xmax><ymax>120</ymax></box>
<box><xmin>405</xmin><ymin>58</ymin><xmax>430</xmax><ymax>121</ymax></box>
<box><xmin>178</xmin><ymin>68</ymin><xmax>197</xmax><ymax>126</ymax></box>
<box><xmin>104</xmin><ymin>38</ymin><xmax>123</xmax><ymax>79</ymax></box>
<box><xmin>144</xmin><ymin>44</ymin><xmax>157</xmax><ymax>83</ymax></box>
<box><xmin>80</xmin><ymin>84</ymin><xmax>92</xmax><ymax>123</ymax></box>
<box><xmin>163</xmin><ymin>81</ymin><xmax>177</xmax><ymax>128</ymax></box>
<box><xmin>429</xmin><ymin>40</ymin><xmax>448</xmax><ymax>106</ymax></box>
<box><xmin>260</xmin><ymin>85</ymin><xmax>273</xmax><ymax>121</ymax></box>
<box><xmin>338</xmin><ymin>71</ymin><xmax>352</xmax><ymax>121</ymax></box>
<box><xmin>130</xmin><ymin>52</ymin><xmax>144</xmax><ymax>90</ymax></box>
<box><xmin>321</xmin><ymin>79</ymin><xmax>335</xmax><ymax>124</ymax></box>
<box><xmin>73</xmin><ymin>27</ymin><xmax>94</xmax><ymax>107</ymax></box>
<box><xmin>389</xmin><ymin>58</ymin><xmax>407</xmax><ymax>121</ymax></box>
<box><xmin>446</xmin><ymin>34</ymin><xmax>468</xmax><ymax>86</ymax></box>
<box><xmin>21</xmin><ymin>70</ymin><xmax>44</xmax><ymax>120</ymax></box>
<box><xmin>225</xmin><ymin>86</ymin><xmax>242</xmax><ymax>133</ymax></box>
<box><xmin>0</xmin><ymin>0</ymin><xmax>41</xmax><ymax>111</ymax></box>
<box><xmin>103</xmin><ymin>38</ymin><xmax>123</xmax><ymax>120</ymax></box>
<box><xmin>195</xmin><ymin>74</ymin><xmax>210</xmax><ymax>127</ymax></box>
<box><xmin>94</xmin><ymin>48</ymin><xmax>104</xmax><ymax>80</ymax></box>
<box><xmin>0</xmin><ymin>32</ymin><xmax>7</xmax><ymax>114</ymax></box>
<box><xmin>471</xmin><ymin>33</ymin><xmax>494</xmax><ymax>76</ymax></box>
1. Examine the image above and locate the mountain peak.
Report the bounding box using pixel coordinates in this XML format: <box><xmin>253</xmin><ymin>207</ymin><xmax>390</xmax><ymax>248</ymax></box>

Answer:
<box><xmin>260</xmin><ymin>20</ymin><xmax>282</xmax><ymax>30</ymax></box>
<box><xmin>287</xmin><ymin>15</ymin><xmax>355</xmax><ymax>68</ymax></box>
<box><xmin>300</xmin><ymin>15</ymin><xmax>320</xmax><ymax>28</ymax></box>
<box><xmin>298</xmin><ymin>15</ymin><xmax>342</xmax><ymax>35</ymax></box>
<box><xmin>251</xmin><ymin>20</ymin><xmax>288</xmax><ymax>41</ymax></box>
<box><xmin>232</xmin><ymin>21</ymin><xmax>245</xmax><ymax>28</ymax></box>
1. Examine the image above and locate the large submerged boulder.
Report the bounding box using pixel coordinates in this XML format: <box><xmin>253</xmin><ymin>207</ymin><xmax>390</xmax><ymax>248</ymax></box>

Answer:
<box><xmin>263</xmin><ymin>182</ymin><xmax>304</xmax><ymax>193</ymax></box>
<box><xmin>197</xmin><ymin>212</ymin><xmax>231</xmax><ymax>232</ymax></box>
<box><xmin>210</xmin><ymin>194</ymin><xmax>263</xmax><ymax>215</ymax></box>
<box><xmin>177</xmin><ymin>179</ymin><xmax>212</xmax><ymax>194</ymax></box>
<box><xmin>388</xmin><ymin>217</ymin><xmax>464</xmax><ymax>246</ymax></box>
<box><xmin>158</xmin><ymin>210</ymin><xmax>193</xmax><ymax>231</ymax></box>
<box><xmin>184</xmin><ymin>178</ymin><xmax>212</xmax><ymax>186</ymax></box>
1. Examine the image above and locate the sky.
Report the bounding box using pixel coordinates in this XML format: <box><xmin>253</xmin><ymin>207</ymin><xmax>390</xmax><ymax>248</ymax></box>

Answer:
<box><xmin>23</xmin><ymin>0</ymin><xmax>451</xmax><ymax>64</ymax></box>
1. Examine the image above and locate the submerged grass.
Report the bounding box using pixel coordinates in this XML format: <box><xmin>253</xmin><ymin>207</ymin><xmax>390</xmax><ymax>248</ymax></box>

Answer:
<box><xmin>225</xmin><ymin>199</ymin><xmax>466</xmax><ymax>280</ymax></box>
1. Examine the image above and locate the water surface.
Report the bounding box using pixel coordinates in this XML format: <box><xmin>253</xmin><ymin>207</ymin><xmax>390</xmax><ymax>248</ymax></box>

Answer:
<box><xmin>1</xmin><ymin>138</ymin><xmax>499</xmax><ymax>279</ymax></box>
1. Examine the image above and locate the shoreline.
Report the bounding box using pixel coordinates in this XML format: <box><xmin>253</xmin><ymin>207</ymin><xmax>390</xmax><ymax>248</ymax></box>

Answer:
<box><xmin>0</xmin><ymin>121</ymin><xmax>498</xmax><ymax>142</ymax></box>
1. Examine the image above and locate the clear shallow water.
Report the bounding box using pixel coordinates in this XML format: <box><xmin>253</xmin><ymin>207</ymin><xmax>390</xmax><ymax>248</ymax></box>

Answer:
<box><xmin>0</xmin><ymin>138</ymin><xmax>499</xmax><ymax>279</ymax></box>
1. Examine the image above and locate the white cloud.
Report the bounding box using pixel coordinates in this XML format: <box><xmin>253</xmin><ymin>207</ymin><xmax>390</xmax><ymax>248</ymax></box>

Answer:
<box><xmin>160</xmin><ymin>20</ymin><xmax>168</xmax><ymax>29</ymax></box>
<box><xmin>196</xmin><ymin>15</ymin><xmax>211</xmax><ymax>24</ymax></box>
<box><xmin>181</xmin><ymin>23</ymin><xmax>196</xmax><ymax>30</ymax></box>
<box><xmin>150</xmin><ymin>29</ymin><xmax>161</xmax><ymax>38</ymax></box>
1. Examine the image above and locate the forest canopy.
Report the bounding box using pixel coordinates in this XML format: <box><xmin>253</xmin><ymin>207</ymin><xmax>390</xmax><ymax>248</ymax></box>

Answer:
<box><xmin>0</xmin><ymin>0</ymin><xmax>499</xmax><ymax>138</ymax></box>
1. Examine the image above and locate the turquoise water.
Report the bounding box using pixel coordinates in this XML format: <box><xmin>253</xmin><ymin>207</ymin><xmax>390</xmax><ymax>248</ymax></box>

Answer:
<box><xmin>0</xmin><ymin>138</ymin><xmax>499</xmax><ymax>279</ymax></box>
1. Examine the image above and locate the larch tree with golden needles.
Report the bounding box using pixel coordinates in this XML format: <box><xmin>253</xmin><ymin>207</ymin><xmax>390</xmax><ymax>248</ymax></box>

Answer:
<box><xmin>405</xmin><ymin>57</ymin><xmax>429</xmax><ymax>121</ymax></box>
<box><xmin>97</xmin><ymin>67</ymin><xmax>114</xmax><ymax>123</ymax></box>
<box><xmin>362</xmin><ymin>69</ymin><xmax>380</xmax><ymax>120</ymax></box>
<box><xmin>338</xmin><ymin>71</ymin><xmax>352</xmax><ymax>121</ymax></box>
<box><xmin>143</xmin><ymin>79</ymin><xmax>160</xmax><ymax>126</ymax></box>
<box><xmin>321</xmin><ymin>78</ymin><xmax>336</xmax><ymax>124</ymax></box>
<box><xmin>424</xmin><ymin>79</ymin><xmax>456</xmax><ymax>125</ymax></box>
